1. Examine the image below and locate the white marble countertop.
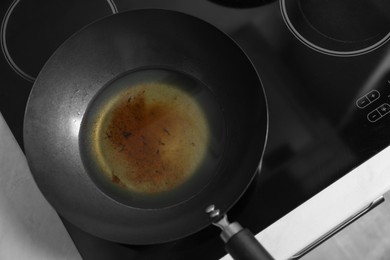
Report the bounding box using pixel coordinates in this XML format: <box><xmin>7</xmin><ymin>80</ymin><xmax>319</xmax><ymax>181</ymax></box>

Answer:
<box><xmin>2</xmin><ymin>110</ymin><xmax>390</xmax><ymax>260</ymax></box>
<box><xmin>0</xmin><ymin>113</ymin><xmax>81</xmax><ymax>260</ymax></box>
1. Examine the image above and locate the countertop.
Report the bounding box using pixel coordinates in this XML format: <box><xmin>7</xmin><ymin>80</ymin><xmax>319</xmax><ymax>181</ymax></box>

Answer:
<box><xmin>0</xmin><ymin>113</ymin><xmax>81</xmax><ymax>260</ymax></box>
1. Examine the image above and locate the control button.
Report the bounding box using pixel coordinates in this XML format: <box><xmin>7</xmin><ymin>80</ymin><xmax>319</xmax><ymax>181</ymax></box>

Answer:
<box><xmin>367</xmin><ymin>90</ymin><xmax>380</xmax><ymax>102</ymax></box>
<box><xmin>356</xmin><ymin>96</ymin><xmax>370</xmax><ymax>108</ymax></box>
<box><xmin>378</xmin><ymin>103</ymin><xmax>390</xmax><ymax>116</ymax></box>
<box><xmin>356</xmin><ymin>89</ymin><xmax>381</xmax><ymax>109</ymax></box>
<box><xmin>367</xmin><ymin>110</ymin><xmax>381</xmax><ymax>122</ymax></box>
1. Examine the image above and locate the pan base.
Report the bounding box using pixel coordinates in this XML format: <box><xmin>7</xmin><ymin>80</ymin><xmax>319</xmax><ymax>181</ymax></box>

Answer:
<box><xmin>79</xmin><ymin>68</ymin><xmax>226</xmax><ymax>209</ymax></box>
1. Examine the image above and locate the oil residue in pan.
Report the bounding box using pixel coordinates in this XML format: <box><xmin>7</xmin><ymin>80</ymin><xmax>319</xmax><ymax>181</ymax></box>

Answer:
<box><xmin>94</xmin><ymin>81</ymin><xmax>209</xmax><ymax>194</ymax></box>
<box><xmin>79</xmin><ymin>68</ymin><xmax>226</xmax><ymax>209</ymax></box>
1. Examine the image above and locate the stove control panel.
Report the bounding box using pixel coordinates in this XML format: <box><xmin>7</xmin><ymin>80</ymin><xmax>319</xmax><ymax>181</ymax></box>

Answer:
<box><xmin>356</xmin><ymin>72</ymin><xmax>390</xmax><ymax>123</ymax></box>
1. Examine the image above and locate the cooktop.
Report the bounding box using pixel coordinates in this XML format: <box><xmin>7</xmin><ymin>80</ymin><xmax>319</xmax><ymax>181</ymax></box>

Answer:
<box><xmin>1</xmin><ymin>0</ymin><xmax>389</xmax><ymax>259</ymax></box>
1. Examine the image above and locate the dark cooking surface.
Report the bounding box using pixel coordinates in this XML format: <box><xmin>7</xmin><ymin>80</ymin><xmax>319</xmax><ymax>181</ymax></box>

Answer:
<box><xmin>1</xmin><ymin>0</ymin><xmax>390</xmax><ymax>259</ymax></box>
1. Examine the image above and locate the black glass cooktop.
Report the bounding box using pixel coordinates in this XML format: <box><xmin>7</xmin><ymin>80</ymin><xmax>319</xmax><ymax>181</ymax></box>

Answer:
<box><xmin>1</xmin><ymin>0</ymin><xmax>390</xmax><ymax>259</ymax></box>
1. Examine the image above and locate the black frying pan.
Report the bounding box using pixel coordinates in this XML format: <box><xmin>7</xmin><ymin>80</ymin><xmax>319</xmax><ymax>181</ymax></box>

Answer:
<box><xmin>23</xmin><ymin>9</ymin><xmax>271</xmax><ymax>260</ymax></box>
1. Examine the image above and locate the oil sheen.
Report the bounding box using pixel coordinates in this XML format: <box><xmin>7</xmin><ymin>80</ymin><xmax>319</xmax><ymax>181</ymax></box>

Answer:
<box><xmin>80</xmin><ymin>68</ymin><xmax>225</xmax><ymax>208</ymax></box>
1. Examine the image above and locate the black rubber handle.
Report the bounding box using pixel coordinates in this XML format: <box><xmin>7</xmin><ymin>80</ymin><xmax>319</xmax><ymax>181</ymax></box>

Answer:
<box><xmin>225</xmin><ymin>228</ymin><xmax>274</xmax><ymax>260</ymax></box>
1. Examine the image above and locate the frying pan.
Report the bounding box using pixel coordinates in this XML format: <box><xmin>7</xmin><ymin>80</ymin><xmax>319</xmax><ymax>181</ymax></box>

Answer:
<box><xmin>23</xmin><ymin>9</ymin><xmax>271</xmax><ymax>260</ymax></box>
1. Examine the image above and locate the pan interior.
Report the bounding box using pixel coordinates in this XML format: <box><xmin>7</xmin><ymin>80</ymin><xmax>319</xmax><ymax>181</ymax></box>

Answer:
<box><xmin>79</xmin><ymin>68</ymin><xmax>226</xmax><ymax>209</ymax></box>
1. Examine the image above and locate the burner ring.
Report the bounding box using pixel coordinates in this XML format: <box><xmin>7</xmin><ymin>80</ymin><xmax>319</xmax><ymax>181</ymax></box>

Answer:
<box><xmin>1</xmin><ymin>0</ymin><xmax>118</xmax><ymax>82</ymax></box>
<box><xmin>280</xmin><ymin>0</ymin><xmax>390</xmax><ymax>57</ymax></box>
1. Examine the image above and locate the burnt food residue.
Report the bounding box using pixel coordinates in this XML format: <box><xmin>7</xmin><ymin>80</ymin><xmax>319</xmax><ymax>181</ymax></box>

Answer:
<box><xmin>98</xmin><ymin>84</ymin><xmax>209</xmax><ymax>194</ymax></box>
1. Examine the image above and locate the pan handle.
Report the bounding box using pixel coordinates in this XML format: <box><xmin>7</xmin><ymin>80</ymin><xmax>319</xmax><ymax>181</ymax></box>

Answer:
<box><xmin>206</xmin><ymin>205</ymin><xmax>274</xmax><ymax>260</ymax></box>
<box><xmin>225</xmin><ymin>227</ymin><xmax>274</xmax><ymax>260</ymax></box>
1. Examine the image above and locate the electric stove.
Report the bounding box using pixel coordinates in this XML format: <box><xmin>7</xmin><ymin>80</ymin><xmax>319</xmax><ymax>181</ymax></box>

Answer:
<box><xmin>1</xmin><ymin>0</ymin><xmax>390</xmax><ymax>259</ymax></box>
